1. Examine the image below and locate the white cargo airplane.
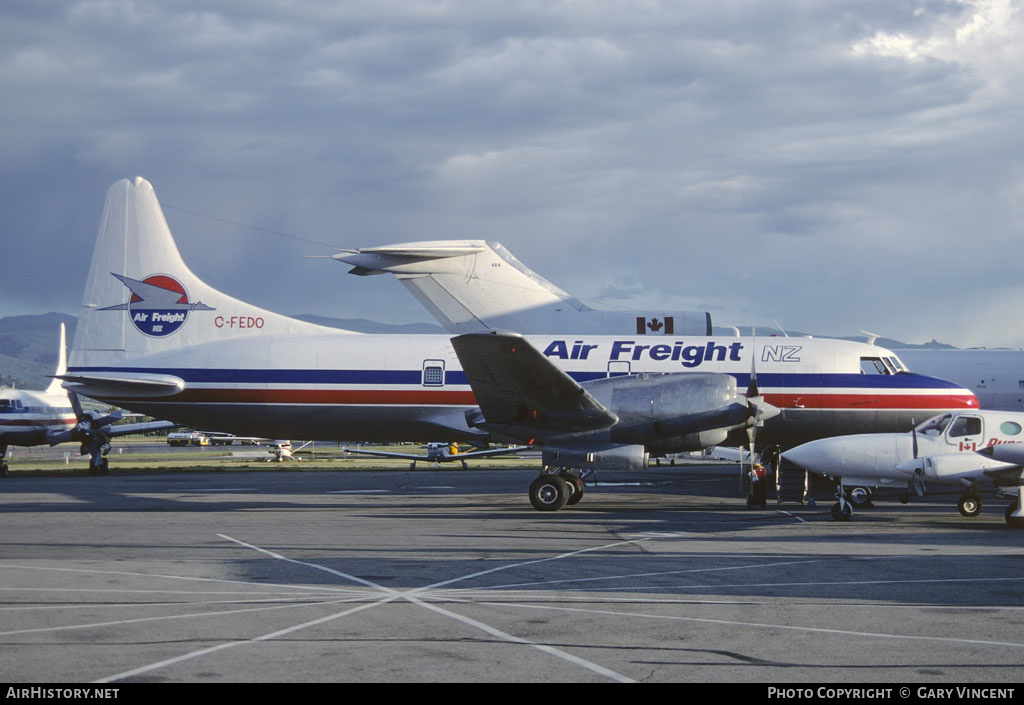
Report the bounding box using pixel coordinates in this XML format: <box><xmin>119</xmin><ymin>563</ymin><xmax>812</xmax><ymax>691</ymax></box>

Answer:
<box><xmin>0</xmin><ymin>323</ymin><xmax>175</xmax><ymax>475</ymax></box>
<box><xmin>62</xmin><ymin>177</ymin><xmax>977</xmax><ymax>511</ymax></box>
<box><xmin>343</xmin><ymin>441</ymin><xmax>529</xmax><ymax>469</ymax></box>
<box><xmin>782</xmin><ymin>410</ymin><xmax>1024</xmax><ymax>527</ymax></box>
<box><xmin>335</xmin><ymin>241</ymin><xmax>1024</xmax><ymax>417</ymax></box>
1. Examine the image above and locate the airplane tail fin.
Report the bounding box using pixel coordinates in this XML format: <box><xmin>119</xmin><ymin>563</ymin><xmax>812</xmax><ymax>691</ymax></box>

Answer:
<box><xmin>335</xmin><ymin>240</ymin><xmax>712</xmax><ymax>335</ymax></box>
<box><xmin>71</xmin><ymin>177</ymin><xmax>346</xmax><ymax>367</ymax></box>
<box><xmin>44</xmin><ymin>323</ymin><xmax>68</xmax><ymax>396</ymax></box>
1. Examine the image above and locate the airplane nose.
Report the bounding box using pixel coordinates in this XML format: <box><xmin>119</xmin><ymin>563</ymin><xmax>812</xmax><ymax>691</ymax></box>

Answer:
<box><xmin>783</xmin><ymin>434</ymin><xmax>913</xmax><ymax>477</ymax></box>
<box><xmin>783</xmin><ymin>437</ymin><xmax>848</xmax><ymax>475</ymax></box>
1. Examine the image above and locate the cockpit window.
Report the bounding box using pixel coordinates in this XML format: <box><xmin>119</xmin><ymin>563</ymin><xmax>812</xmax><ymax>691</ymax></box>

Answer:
<box><xmin>0</xmin><ymin>399</ymin><xmax>23</xmax><ymax>413</ymax></box>
<box><xmin>860</xmin><ymin>357</ymin><xmax>892</xmax><ymax>375</ymax></box>
<box><xmin>948</xmin><ymin>415</ymin><xmax>982</xmax><ymax>438</ymax></box>
<box><xmin>917</xmin><ymin>414</ymin><xmax>952</xmax><ymax>436</ymax></box>
<box><xmin>886</xmin><ymin>356</ymin><xmax>906</xmax><ymax>372</ymax></box>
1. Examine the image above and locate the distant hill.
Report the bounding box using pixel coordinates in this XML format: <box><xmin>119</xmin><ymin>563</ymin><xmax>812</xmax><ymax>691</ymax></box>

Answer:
<box><xmin>0</xmin><ymin>313</ymin><xmax>77</xmax><ymax>389</ymax></box>
<box><xmin>292</xmin><ymin>315</ymin><xmax>445</xmax><ymax>335</ymax></box>
<box><xmin>711</xmin><ymin>326</ymin><xmax>957</xmax><ymax>350</ymax></box>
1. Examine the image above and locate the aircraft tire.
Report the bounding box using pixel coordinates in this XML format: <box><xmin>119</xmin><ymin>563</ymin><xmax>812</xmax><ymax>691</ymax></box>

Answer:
<box><xmin>565</xmin><ymin>477</ymin><xmax>584</xmax><ymax>506</ymax></box>
<box><xmin>0</xmin><ymin>462</ymin><xmax>8</xmax><ymax>477</ymax></box>
<box><xmin>529</xmin><ymin>475</ymin><xmax>569</xmax><ymax>512</ymax></box>
<box><xmin>848</xmin><ymin>486</ymin><xmax>873</xmax><ymax>507</ymax></box>
<box><xmin>830</xmin><ymin>501</ymin><xmax>852</xmax><ymax>521</ymax></box>
<box><xmin>899</xmin><ymin>493</ymin><xmax>910</xmax><ymax>504</ymax></box>
<box><xmin>958</xmin><ymin>495</ymin><xmax>982</xmax><ymax>518</ymax></box>
<box><xmin>1005</xmin><ymin>503</ymin><xmax>1024</xmax><ymax>528</ymax></box>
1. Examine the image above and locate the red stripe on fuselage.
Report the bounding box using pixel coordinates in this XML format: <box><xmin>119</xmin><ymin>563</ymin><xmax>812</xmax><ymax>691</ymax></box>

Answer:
<box><xmin>764</xmin><ymin>393</ymin><xmax>978</xmax><ymax>410</ymax></box>
<box><xmin>0</xmin><ymin>418</ymin><xmax>76</xmax><ymax>427</ymax></box>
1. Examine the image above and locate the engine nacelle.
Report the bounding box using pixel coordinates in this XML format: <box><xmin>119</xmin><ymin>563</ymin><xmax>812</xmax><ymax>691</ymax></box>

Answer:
<box><xmin>583</xmin><ymin>372</ymin><xmax>751</xmax><ymax>445</ymax></box>
<box><xmin>922</xmin><ymin>453</ymin><xmax>1017</xmax><ymax>482</ymax></box>
<box><xmin>543</xmin><ymin>443</ymin><xmax>649</xmax><ymax>471</ymax></box>
<box><xmin>647</xmin><ymin>428</ymin><xmax>730</xmax><ymax>455</ymax></box>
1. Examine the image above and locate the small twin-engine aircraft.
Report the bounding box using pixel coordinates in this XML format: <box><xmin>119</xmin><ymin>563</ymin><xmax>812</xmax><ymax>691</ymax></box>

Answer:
<box><xmin>782</xmin><ymin>410</ymin><xmax>1024</xmax><ymax>527</ymax></box>
<box><xmin>1</xmin><ymin>324</ymin><xmax>174</xmax><ymax>475</ymax></box>
<box><xmin>343</xmin><ymin>441</ymin><xmax>529</xmax><ymax>469</ymax></box>
<box><xmin>62</xmin><ymin>178</ymin><xmax>977</xmax><ymax>511</ymax></box>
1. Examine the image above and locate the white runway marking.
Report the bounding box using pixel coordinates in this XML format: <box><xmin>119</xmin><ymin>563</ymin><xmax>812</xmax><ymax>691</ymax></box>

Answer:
<box><xmin>477</xmin><ymin>601</ymin><xmax>1024</xmax><ymax>650</ymax></box>
<box><xmin>326</xmin><ymin>489</ymin><xmax>390</xmax><ymax>494</ymax></box>
<box><xmin>91</xmin><ymin>534</ymin><xmax>641</xmax><ymax>684</ymax></box>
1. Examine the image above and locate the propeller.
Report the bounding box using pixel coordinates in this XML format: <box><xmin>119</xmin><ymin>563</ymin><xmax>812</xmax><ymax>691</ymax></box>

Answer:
<box><xmin>67</xmin><ymin>391</ymin><xmax>119</xmax><ymax>473</ymax></box>
<box><xmin>743</xmin><ymin>328</ymin><xmax>780</xmax><ymax>457</ymax></box>
<box><xmin>909</xmin><ymin>419</ymin><xmax>926</xmax><ymax>497</ymax></box>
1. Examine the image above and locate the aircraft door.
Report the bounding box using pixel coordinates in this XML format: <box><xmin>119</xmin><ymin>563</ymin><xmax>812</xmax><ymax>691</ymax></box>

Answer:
<box><xmin>945</xmin><ymin>414</ymin><xmax>983</xmax><ymax>452</ymax></box>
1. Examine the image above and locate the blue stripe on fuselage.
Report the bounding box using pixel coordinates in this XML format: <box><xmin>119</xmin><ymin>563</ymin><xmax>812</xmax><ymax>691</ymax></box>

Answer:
<box><xmin>66</xmin><ymin>367</ymin><xmax>961</xmax><ymax>390</ymax></box>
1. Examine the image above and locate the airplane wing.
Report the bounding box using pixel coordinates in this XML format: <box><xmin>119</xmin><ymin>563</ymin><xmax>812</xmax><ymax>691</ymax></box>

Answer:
<box><xmin>107</xmin><ymin>420</ymin><xmax>178</xmax><ymax>437</ymax></box>
<box><xmin>449</xmin><ymin>445</ymin><xmax>530</xmax><ymax>459</ymax></box>
<box><xmin>343</xmin><ymin>447</ymin><xmax>433</xmax><ymax>461</ymax></box>
<box><xmin>58</xmin><ymin>371</ymin><xmax>185</xmax><ymax>398</ymax></box>
<box><xmin>450</xmin><ymin>332</ymin><xmax>618</xmax><ymax>437</ymax></box>
<box><xmin>343</xmin><ymin>445</ymin><xmax>529</xmax><ymax>462</ymax></box>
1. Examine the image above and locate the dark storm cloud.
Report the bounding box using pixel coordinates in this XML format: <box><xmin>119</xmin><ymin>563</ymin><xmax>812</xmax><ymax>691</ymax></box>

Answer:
<box><xmin>1</xmin><ymin>1</ymin><xmax>1021</xmax><ymax>346</ymax></box>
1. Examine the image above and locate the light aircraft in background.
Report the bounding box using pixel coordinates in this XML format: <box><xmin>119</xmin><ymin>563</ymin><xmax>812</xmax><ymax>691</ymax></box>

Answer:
<box><xmin>334</xmin><ymin>240</ymin><xmax>713</xmax><ymax>336</ymax></box>
<box><xmin>782</xmin><ymin>410</ymin><xmax>1024</xmax><ymax>527</ymax></box>
<box><xmin>0</xmin><ymin>323</ymin><xmax>174</xmax><ymax>475</ymax></box>
<box><xmin>343</xmin><ymin>441</ymin><xmax>530</xmax><ymax>469</ymax></box>
<box><xmin>61</xmin><ymin>177</ymin><xmax>977</xmax><ymax>512</ymax></box>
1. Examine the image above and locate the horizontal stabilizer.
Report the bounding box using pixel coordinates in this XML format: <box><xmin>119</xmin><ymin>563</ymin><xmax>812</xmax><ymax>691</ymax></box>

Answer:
<box><xmin>58</xmin><ymin>371</ymin><xmax>185</xmax><ymax>399</ymax></box>
<box><xmin>451</xmin><ymin>332</ymin><xmax>618</xmax><ymax>433</ymax></box>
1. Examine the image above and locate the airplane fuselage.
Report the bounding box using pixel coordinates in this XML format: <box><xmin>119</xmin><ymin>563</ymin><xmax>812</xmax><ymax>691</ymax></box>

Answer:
<box><xmin>67</xmin><ymin>332</ymin><xmax>977</xmax><ymax>449</ymax></box>
<box><xmin>0</xmin><ymin>388</ymin><xmax>76</xmax><ymax>447</ymax></box>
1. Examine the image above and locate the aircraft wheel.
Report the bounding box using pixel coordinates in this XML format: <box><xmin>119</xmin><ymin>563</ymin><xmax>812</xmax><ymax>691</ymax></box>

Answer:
<box><xmin>564</xmin><ymin>476</ymin><xmax>584</xmax><ymax>505</ymax></box>
<box><xmin>830</xmin><ymin>501</ymin><xmax>852</xmax><ymax>521</ymax></box>
<box><xmin>529</xmin><ymin>475</ymin><xmax>569</xmax><ymax>512</ymax></box>
<box><xmin>899</xmin><ymin>493</ymin><xmax>910</xmax><ymax>505</ymax></box>
<box><xmin>848</xmin><ymin>486</ymin><xmax>873</xmax><ymax>507</ymax></box>
<box><xmin>958</xmin><ymin>495</ymin><xmax>982</xmax><ymax>518</ymax></box>
<box><xmin>1005</xmin><ymin>503</ymin><xmax>1024</xmax><ymax>528</ymax></box>
<box><xmin>0</xmin><ymin>462</ymin><xmax>8</xmax><ymax>477</ymax></box>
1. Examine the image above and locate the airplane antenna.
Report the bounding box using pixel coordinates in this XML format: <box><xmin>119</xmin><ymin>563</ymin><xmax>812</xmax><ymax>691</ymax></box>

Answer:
<box><xmin>860</xmin><ymin>330</ymin><xmax>880</xmax><ymax>346</ymax></box>
<box><xmin>774</xmin><ymin>321</ymin><xmax>789</xmax><ymax>337</ymax></box>
<box><xmin>164</xmin><ymin>204</ymin><xmax>344</xmax><ymax>251</ymax></box>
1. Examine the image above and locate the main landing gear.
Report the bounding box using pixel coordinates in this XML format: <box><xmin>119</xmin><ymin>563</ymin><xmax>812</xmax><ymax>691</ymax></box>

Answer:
<box><xmin>528</xmin><ymin>470</ymin><xmax>585</xmax><ymax>512</ymax></box>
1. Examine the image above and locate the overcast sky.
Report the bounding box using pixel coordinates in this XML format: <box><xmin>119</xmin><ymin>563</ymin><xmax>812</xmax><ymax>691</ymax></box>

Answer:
<box><xmin>1</xmin><ymin>1</ymin><xmax>1022</xmax><ymax>348</ymax></box>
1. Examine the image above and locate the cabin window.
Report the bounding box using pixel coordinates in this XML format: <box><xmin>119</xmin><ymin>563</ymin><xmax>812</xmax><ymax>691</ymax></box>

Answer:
<box><xmin>948</xmin><ymin>415</ymin><xmax>982</xmax><ymax>438</ymax></box>
<box><xmin>422</xmin><ymin>360</ymin><xmax>445</xmax><ymax>387</ymax></box>
<box><xmin>1000</xmin><ymin>421</ymin><xmax>1022</xmax><ymax>436</ymax></box>
<box><xmin>608</xmin><ymin>361</ymin><xmax>631</xmax><ymax>378</ymax></box>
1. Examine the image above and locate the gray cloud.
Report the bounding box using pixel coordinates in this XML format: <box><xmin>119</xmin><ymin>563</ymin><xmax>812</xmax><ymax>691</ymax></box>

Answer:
<box><xmin>1</xmin><ymin>1</ymin><xmax>1022</xmax><ymax>348</ymax></box>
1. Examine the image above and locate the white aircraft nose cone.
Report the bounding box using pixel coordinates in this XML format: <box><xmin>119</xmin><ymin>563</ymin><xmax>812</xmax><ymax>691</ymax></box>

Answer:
<box><xmin>783</xmin><ymin>434</ymin><xmax>913</xmax><ymax>479</ymax></box>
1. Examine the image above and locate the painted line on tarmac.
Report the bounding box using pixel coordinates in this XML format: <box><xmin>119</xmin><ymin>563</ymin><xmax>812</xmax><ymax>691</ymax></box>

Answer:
<box><xmin>476</xmin><ymin>600</ymin><xmax>1024</xmax><ymax>650</ymax></box>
